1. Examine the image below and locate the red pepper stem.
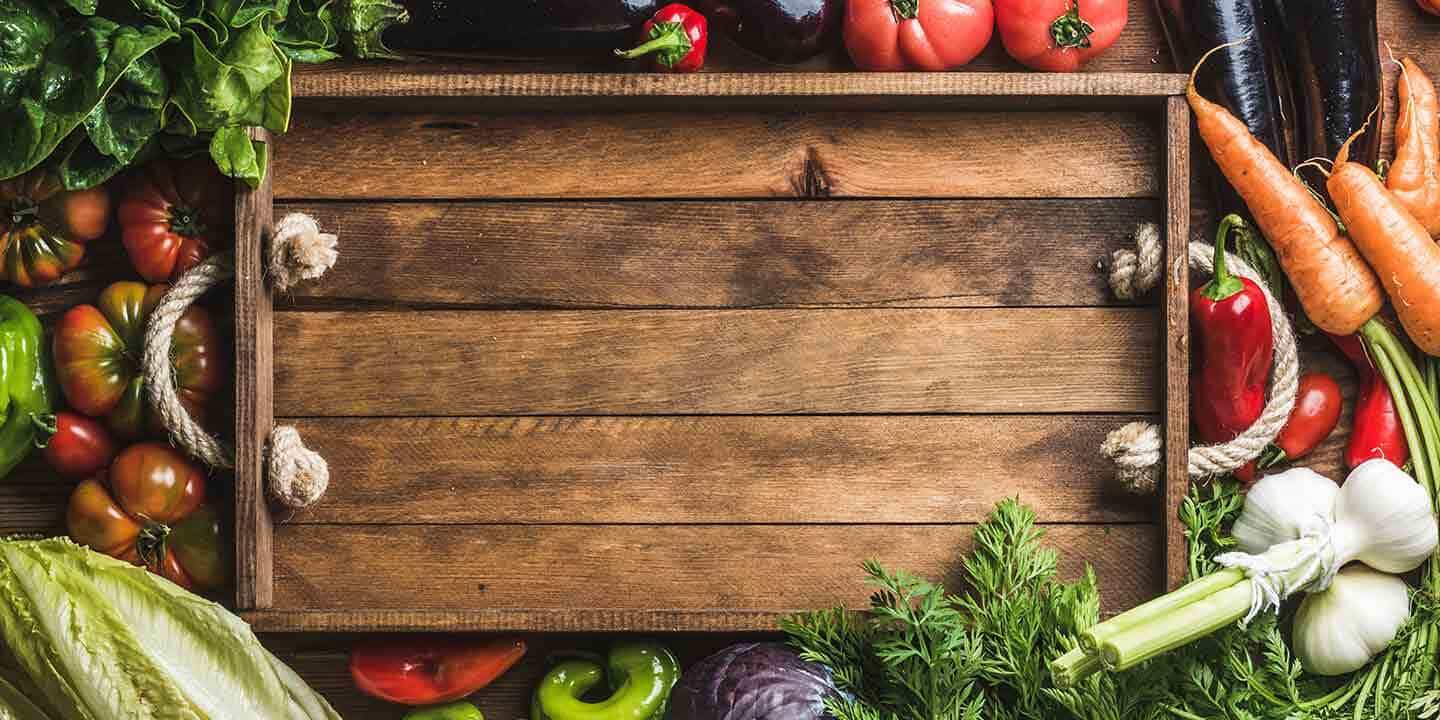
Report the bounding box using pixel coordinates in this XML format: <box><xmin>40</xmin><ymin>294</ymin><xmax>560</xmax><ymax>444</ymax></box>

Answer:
<box><xmin>1201</xmin><ymin>214</ymin><xmax>1247</xmax><ymax>302</ymax></box>
<box><xmin>615</xmin><ymin>24</ymin><xmax>691</xmax><ymax>62</ymax></box>
<box><xmin>1256</xmin><ymin>443</ymin><xmax>1285</xmax><ymax>470</ymax></box>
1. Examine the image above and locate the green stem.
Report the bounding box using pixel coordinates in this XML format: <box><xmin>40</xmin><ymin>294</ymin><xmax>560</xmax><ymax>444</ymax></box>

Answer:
<box><xmin>1081</xmin><ymin>567</ymin><xmax>1246</xmax><ymax>651</ymax></box>
<box><xmin>1101</xmin><ymin>580</ymin><xmax>1254</xmax><ymax>671</ymax></box>
<box><xmin>1049</xmin><ymin>647</ymin><xmax>1103</xmax><ymax>687</ymax></box>
<box><xmin>614</xmin><ymin>24</ymin><xmax>691</xmax><ymax>62</ymax></box>
<box><xmin>1201</xmin><ymin>215</ymin><xmax>1246</xmax><ymax>301</ymax></box>
<box><xmin>1363</xmin><ymin>322</ymin><xmax>1431</xmax><ymax>491</ymax></box>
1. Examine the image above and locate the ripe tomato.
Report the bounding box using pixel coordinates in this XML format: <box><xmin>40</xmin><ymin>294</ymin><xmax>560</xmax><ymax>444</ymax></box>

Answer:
<box><xmin>0</xmin><ymin>170</ymin><xmax>109</xmax><ymax>287</ymax></box>
<box><xmin>994</xmin><ymin>0</ymin><xmax>1127</xmax><ymax>72</ymax></box>
<box><xmin>1420</xmin><ymin>0</ymin><xmax>1439</xmax><ymax>15</ymax></box>
<box><xmin>66</xmin><ymin>443</ymin><xmax>224</xmax><ymax>590</ymax></box>
<box><xmin>351</xmin><ymin>637</ymin><xmax>527</xmax><ymax>706</ymax></box>
<box><xmin>52</xmin><ymin>281</ymin><xmax>224</xmax><ymax>440</ymax></box>
<box><xmin>845</xmin><ymin>0</ymin><xmax>994</xmax><ymax>71</ymax></box>
<box><xmin>39</xmin><ymin>411</ymin><xmax>117</xmax><ymax>479</ymax></box>
<box><xmin>117</xmin><ymin>158</ymin><xmax>232</xmax><ymax>283</ymax></box>
<box><xmin>1257</xmin><ymin>372</ymin><xmax>1343</xmax><ymax>471</ymax></box>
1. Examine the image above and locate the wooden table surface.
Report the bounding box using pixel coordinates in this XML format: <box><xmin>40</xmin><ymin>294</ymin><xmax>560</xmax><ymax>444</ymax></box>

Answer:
<box><xmin>2</xmin><ymin>5</ymin><xmax>1437</xmax><ymax>718</ymax></box>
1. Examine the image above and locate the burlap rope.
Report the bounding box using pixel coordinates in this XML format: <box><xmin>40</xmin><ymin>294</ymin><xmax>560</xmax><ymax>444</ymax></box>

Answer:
<box><xmin>142</xmin><ymin>212</ymin><xmax>339</xmax><ymax>509</ymax></box>
<box><xmin>1101</xmin><ymin>224</ymin><xmax>1300</xmax><ymax>494</ymax></box>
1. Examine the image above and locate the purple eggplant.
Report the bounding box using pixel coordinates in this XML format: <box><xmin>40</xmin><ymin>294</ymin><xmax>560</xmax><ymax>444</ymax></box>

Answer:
<box><xmin>1270</xmin><ymin>0</ymin><xmax>1382</xmax><ymax>169</ymax></box>
<box><xmin>690</xmin><ymin>0</ymin><xmax>841</xmax><ymax>63</ymax></box>
<box><xmin>381</xmin><ymin>0</ymin><xmax>663</xmax><ymax>52</ymax></box>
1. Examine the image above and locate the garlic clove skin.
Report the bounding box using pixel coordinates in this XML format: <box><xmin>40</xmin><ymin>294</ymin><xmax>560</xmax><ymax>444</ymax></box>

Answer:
<box><xmin>1293</xmin><ymin>564</ymin><xmax>1411</xmax><ymax>676</ymax></box>
<box><xmin>1232</xmin><ymin>468</ymin><xmax>1341</xmax><ymax>554</ymax></box>
<box><xmin>1333</xmin><ymin>459</ymin><xmax>1439</xmax><ymax>574</ymax></box>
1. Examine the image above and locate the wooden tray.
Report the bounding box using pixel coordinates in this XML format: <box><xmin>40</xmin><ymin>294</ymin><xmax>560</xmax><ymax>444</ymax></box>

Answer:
<box><xmin>232</xmin><ymin>70</ymin><xmax>1192</xmax><ymax>633</ymax></box>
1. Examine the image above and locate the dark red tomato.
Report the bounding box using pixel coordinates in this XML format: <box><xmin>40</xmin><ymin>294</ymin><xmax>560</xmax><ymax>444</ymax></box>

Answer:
<box><xmin>39</xmin><ymin>411</ymin><xmax>117</xmax><ymax>479</ymax></box>
<box><xmin>351</xmin><ymin>637</ymin><xmax>527</xmax><ymax>706</ymax></box>
<box><xmin>117</xmin><ymin>158</ymin><xmax>232</xmax><ymax>283</ymax></box>
<box><xmin>66</xmin><ymin>443</ymin><xmax>224</xmax><ymax>590</ymax></box>
<box><xmin>1257</xmin><ymin>371</ymin><xmax>1343</xmax><ymax>471</ymax></box>
<box><xmin>994</xmin><ymin>0</ymin><xmax>1127</xmax><ymax>71</ymax></box>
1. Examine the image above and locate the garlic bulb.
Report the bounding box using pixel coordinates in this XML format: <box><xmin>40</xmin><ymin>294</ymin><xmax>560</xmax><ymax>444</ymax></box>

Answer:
<box><xmin>1232</xmin><ymin>468</ymin><xmax>1340</xmax><ymax>554</ymax></box>
<box><xmin>1331</xmin><ymin>459</ymin><xmax>1439</xmax><ymax>574</ymax></box>
<box><xmin>1292</xmin><ymin>564</ymin><xmax>1411</xmax><ymax>676</ymax></box>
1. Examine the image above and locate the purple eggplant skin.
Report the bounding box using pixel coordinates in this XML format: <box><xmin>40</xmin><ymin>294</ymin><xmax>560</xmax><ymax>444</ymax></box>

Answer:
<box><xmin>671</xmin><ymin>643</ymin><xmax>839</xmax><ymax>720</ymax></box>
<box><xmin>690</xmin><ymin>0</ymin><xmax>841</xmax><ymax>63</ymax></box>
<box><xmin>382</xmin><ymin>0</ymin><xmax>662</xmax><ymax>51</ymax></box>
<box><xmin>1270</xmin><ymin>0</ymin><xmax>1382</xmax><ymax>169</ymax></box>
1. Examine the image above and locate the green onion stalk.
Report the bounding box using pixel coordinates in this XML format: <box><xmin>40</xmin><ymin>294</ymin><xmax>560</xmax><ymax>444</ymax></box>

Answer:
<box><xmin>1051</xmin><ymin>318</ymin><xmax>1440</xmax><ymax>699</ymax></box>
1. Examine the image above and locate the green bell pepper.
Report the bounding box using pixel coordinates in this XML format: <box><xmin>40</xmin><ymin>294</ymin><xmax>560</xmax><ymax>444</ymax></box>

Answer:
<box><xmin>531</xmin><ymin>642</ymin><xmax>679</xmax><ymax>720</ymax></box>
<box><xmin>404</xmin><ymin>701</ymin><xmax>484</xmax><ymax>720</ymax></box>
<box><xmin>0</xmin><ymin>296</ymin><xmax>52</xmax><ymax>479</ymax></box>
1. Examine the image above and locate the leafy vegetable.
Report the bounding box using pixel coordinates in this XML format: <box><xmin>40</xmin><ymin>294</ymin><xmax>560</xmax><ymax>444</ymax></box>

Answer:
<box><xmin>0</xmin><ymin>536</ymin><xmax>340</xmax><ymax>719</ymax></box>
<box><xmin>671</xmin><ymin>643</ymin><xmax>838</xmax><ymax>720</ymax></box>
<box><xmin>0</xmin><ymin>0</ymin><xmax>408</xmax><ymax>188</ymax></box>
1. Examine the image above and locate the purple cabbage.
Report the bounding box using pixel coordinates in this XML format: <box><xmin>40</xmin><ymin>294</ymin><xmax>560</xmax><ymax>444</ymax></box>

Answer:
<box><xmin>672</xmin><ymin>643</ymin><xmax>838</xmax><ymax>720</ymax></box>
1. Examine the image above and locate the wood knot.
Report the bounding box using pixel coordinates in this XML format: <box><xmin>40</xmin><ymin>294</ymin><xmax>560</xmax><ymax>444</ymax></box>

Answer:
<box><xmin>790</xmin><ymin>147</ymin><xmax>833</xmax><ymax>198</ymax></box>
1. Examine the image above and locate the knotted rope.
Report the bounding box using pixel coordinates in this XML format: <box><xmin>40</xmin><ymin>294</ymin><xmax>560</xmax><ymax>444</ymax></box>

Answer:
<box><xmin>1101</xmin><ymin>224</ymin><xmax>1300</xmax><ymax>494</ymax></box>
<box><xmin>142</xmin><ymin>212</ymin><xmax>338</xmax><ymax>509</ymax></box>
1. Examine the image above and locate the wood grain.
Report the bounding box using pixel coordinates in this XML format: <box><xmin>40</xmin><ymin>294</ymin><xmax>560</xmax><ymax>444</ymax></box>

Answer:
<box><xmin>277</xmin><ymin>200</ymin><xmax>1159</xmax><ymax>309</ymax></box>
<box><xmin>273</xmin><ymin>415</ymin><xmax>1155</xmax><ymax>525</ymax></box>
<box><xmin>275</xmin><ymin>112</ymin><xmax>1161</xmax><ymax>200</ymax></box>
<box><xmin>272</xmin><ymin>308</ymin><xmax>1160</xmax><ymax>416</ymax></box>
<box><xmin>1163</xmin><ymin>97</ymin><xmax>1191</xmax><ymax>591</ymax></box>
<box><xmin>234</xmin><ymin>128</ymin><xmax>276</xmax><ymax>610</ymax></box>
<box><xmin>263</xmin><ymin>523</ymin><xmax>1159</xmax><ymax>630</ymax></box>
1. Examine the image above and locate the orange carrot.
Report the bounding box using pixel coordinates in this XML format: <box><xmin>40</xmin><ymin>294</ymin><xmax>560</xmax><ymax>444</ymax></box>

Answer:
<box><xmin>1330</xmin><ymin>146</ymin><xmax>1440</xmax><ymax>355</ymax></box>
<box><xmin>1187</xmin><ymin>45</ymin><xmax>1383</xmax><ymax>335</ymax></box>
<box><xmin>1388</xmin><ymin>58</ymin><xmax>1440</xmax><ymax>238</ymax></box>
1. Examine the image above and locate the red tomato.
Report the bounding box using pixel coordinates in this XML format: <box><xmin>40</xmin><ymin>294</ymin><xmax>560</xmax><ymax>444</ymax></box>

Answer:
<box><xmin>351</xmin><ymin>637</ymin><xmax>527</xmax><ymax>706</ymax></box>
<box><xmin>0</xmin><ymin>170</ymin><xmax>109</xmax><ymax>287</ymax></box>
<box><xmin>994</xmin><ymin>0</ymin><xmax>1127</xmax><ymax>72</ymax></box>
<box><xmin>39</xmin><ymin>412</ymin><xmax>117</xmax><ymax>479</ymax></box>
<box><xmin>117</xmin><ymin>158</ymin><xmax>232</xmax><ymax>283</ymax></box>
<box><xmin>66</xmin><ymin>443</ymin><xmax>224</xmax><ymax>590</ymax></box>
<box><xmin>1420</xmin><ymin>0</ymin><xmax>1439</xmax><ymax>15</ymax></box>
<box><xmin>1269</xmin><ymin>372</ymin><xmax>1343</xmax><ymax>464</ymax></box>
<box><xmin>845</xmin><ymin>0</ymin><xmax>994</xmax><ymax>70</ymax></box>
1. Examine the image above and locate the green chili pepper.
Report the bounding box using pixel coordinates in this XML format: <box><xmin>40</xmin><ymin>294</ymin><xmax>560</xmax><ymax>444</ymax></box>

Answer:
<box><xmin>0</xmin><ymin>296</ymin><xmax>52</xmax><ymax>479</ymax></box>
<box><xmin>531</xmin><ymin>642</ymin><xmax>680</xmax><ymax>720</ymax></box>
<box><xmin>404</xmin><ymin>701</ymin><xmax>485</xmax><ymax>720</ymax></box>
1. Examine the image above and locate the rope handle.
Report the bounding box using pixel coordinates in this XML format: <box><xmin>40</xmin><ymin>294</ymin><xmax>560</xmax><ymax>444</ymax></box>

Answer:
<box><xmin>1101</xmin><ymin>224</ymin><xmax>1300</xmax><ymax>493</ymax></box>
<box><xmin>141</xmin><ymin>212</ymin><xmax>339</xmax><ymax>509</ymax></box>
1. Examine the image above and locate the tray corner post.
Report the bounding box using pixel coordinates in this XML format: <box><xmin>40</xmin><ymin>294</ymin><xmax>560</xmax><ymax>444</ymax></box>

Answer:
<box><xmin>1162</xmin><ymin>96</ymin><xmax>1192</xmax><ymax>592</ymax></box>
<box><xmin>235</xmin><ymin>127</ymin><xmax>276</xmax><ymax>610</ymax></box>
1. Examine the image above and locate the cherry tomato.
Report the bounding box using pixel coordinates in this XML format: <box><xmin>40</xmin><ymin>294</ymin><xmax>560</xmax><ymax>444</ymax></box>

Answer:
<box><xmin>844</xmin><ymin>0</ymin><xmax>995</xmax><ymax>71</ymax></box>
<box><xmin>1257</xmin><ymin>371</ymin><xmax>1343</xmax><ymax>471</ymax></box>
<box><xmin>351</xmin><ymin>637</ymin><xmax>527</xmax><ymax>706</ymax></box>
<box><xmin>117</xmin><ymin>158</ymin><xmax>232</xmax><ymax>283</ymax></box>
<box><xmin>38</xmin><ymin>411</ymin><xmax>117</xmax><ymax>479</ymax></box>
<box><xmin>993</xmin><ymin>0</ymin><xmax>1127</xmax><ymax>72</ymax></box>
<box><xmin>66</xmin><ymin>443</ymin><xmax>224</xmax><ymax>590</ymax></box>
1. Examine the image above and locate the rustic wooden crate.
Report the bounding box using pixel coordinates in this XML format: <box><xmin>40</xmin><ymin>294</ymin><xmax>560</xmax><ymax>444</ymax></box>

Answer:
<box><xmin>231</xmin><ymin>70</ymin><xmax>1193</xmax><ymax>632</ymax></box>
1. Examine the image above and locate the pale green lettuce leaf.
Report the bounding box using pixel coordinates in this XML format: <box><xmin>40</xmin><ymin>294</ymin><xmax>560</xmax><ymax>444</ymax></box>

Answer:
<box><xmin>0</xmin><ymin>673</ymin><xmax>53</xmax><ymax>720</ymax></box>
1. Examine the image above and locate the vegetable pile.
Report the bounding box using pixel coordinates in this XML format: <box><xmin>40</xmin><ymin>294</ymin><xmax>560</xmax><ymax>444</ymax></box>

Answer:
<box><xmin>0</xmin><ymin>0</ymin><xmax>405</xmax><ymax>190</ymax></box>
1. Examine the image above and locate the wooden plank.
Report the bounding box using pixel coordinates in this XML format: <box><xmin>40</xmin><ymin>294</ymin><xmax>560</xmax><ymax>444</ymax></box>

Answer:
<box><xmin>1163</xmin><ymin>97</ymin><xmax>1191</xmax><ymax>591</ymax></box>
<box><xmin>272</xmin><ymin>308</ymin><xmax>1160</xmax><ymax>416</ymax></box>
<box><xmin>278</xmin><ymin>199</ymin><xmax>1160</xmax><ymax>309</ymax></box>
<box><xmin>275</xmin><ymin>112</ymin><xmax>1162</xmax><ymax>200</ymax></box>
<box><xmin>234</xmin><ymin>128</ymin><xmax>275</xmax><ymax>610</ymax></box>
<box><xmin>259</xmin><ymin>523</ymin><xmax>1159</xmax><ymax>631</ymax></box>
<box><xmin>276</xmin><ymin>415</ymin><xmax>1155</xmax><ymax>525</ymax></box>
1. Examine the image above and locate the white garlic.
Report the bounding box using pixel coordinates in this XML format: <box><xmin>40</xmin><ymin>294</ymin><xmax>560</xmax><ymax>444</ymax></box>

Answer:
<box><xmin>1232</xmin><ymin>468</ymin><xmax>1340</xmax><ymax>554</ymax></box>
<box><xmin>1331</xmin><ymin>459</ymin><xmax>1439</xmax><ymax>574</ymax></box>
<box><xmin>1293</xmin><ymin>564</ymin><xmax>1411</xmax><ymax>676</ymax></box>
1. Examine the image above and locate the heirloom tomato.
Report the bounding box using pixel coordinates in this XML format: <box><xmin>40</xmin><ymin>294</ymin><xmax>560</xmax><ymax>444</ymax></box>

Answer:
<box><xmin>66</xmin><ymin>443</ymin><xmax>225</xmax><ymax>591</ymax></box>
<box><xmin>844</xmin><ymin>0</ymin><xmax>995</xmax><ymax>71</ymax></box>
<box><xmin>53</xmin><ymin>281</ymin><xmax>223</xmax><ymax>440</ymax></box>
<box><xmin>994</xmin><ymin>0</ymin><xmax>1127</xmax><ymax>71</ymax></box>
<box><xmin>0</xmin><ymin>169</ymin><xmax>109</xmax><ymax>287</ymax></box>
<box><xmin>117</xmin><ymin>158</ymin><xmax>232</xmax><ymax>283</ymax></box>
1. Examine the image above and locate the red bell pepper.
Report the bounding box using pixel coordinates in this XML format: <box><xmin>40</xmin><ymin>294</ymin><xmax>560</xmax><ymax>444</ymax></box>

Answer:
<box><xmin>1329</xmin><ymin>332</ymin><xmax>1410</xmax><ymax>472</ymax></box>
<box><xmin>616</xmin><ymin>4</ymin><xmax>709</xmax><ymax>73</ymax></box>
<box><xmin>1256</xmin><ymin>371</ymin><xmax>1343</xmax><ymax>470</ymax></box>
<box><xmin>351</xmin><ymin>636</ymin><xmax>526</xmax><ymax>706</ymax></box>
<box><xmin>1190</xmin><ymin>215</ymin><xmax>1274</xmax><ymax>483</ymax></box>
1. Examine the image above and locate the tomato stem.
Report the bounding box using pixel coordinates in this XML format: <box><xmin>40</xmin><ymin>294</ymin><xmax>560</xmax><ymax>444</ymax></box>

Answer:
<box><xmin>168</xmin><ymin>205</ymin><xmax>207</xmax><ymax>238</ymax></box>
<box><xmin>889</xmin><ymin>0</ymin><xmax>920</xmax><ymax>20</ymax></box>
<box><xmin>1050</xmin><ymin>0</ymin><xmax>1096</xmax><ymax>49</ymax></box>
<box><xmin>30</xmin><ymin>413</ymin><xmax>56</xmax><ymax>448</ymax></box>
<box><xmin>136</xmin><ymin>520</ymin><xmax>171</xmax><ymax>570</ymax></box>
<box><xmin>2</xmin><ymin>199</ymin><xmax>39</xmax><ymax>230</ymax></box>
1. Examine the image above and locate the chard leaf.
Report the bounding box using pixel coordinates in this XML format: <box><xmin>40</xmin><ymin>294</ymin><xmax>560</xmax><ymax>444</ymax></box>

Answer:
<box><xmin>209</xmin><ymin>126</ymin><xmax>268</xmax><ymax>186</ymax></box>
<box><xmin>165</xmin><ymin>19</ymin><xmax>291</xmax><ymax>134</ymax></box>
<box><xmin>55</xmin><ymin>50</ymin><xmax>170</xmax><ymax>189</ymax></box>
<box><xmin>0</xmin><ymin>1</ymin><xmax>174</xmax><ymax>180</ymax></box>
<box><xmin>332</xmin><ymin>0</ymin><xmax>408</xmax><ymax>59</ymax></box>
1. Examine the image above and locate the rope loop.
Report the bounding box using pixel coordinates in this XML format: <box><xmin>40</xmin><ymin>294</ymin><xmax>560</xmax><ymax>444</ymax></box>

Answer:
<box><xmin>1101</xmin><ymin>225</ymin><xmax>1300</xmax><ymax>489</ymax></box>
<box><xmin>141</xmin><ymin>213</ymin><xmax>337</xmax><ymax>509</ymax></box>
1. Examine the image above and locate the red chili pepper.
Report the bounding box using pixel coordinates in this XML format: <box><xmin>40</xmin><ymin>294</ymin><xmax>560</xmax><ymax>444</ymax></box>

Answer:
<box><xmin>1256</xmin><ymin>371</ymin><xmax>1343</xmax><ymax>470</ymax></box>
<box><xmin>350</xmin><ymin>636</ymin><xmax>526</xmax><ymax>706</ymax></box>
<box><xmin>1190</xmin><ymin>215</ymin><xmax>1274</xmax><ymax>483</ymax></box>
<box><xmin>1329</xmin><ymin>331</ymin><xmax>1410</xmax><ymax>472</ymax></box>
<box><xmin>615</xmin><ymin>4</ymin><xmax>709</xmax><ymax>73</ymax></box>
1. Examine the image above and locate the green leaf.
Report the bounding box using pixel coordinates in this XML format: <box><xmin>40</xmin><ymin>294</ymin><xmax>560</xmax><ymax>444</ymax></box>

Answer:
<box><xmin>0</xmin><ymin>669</ymin><xmax>54</xmax><ymax>720</ymax></box>
<box><xmin>0</xmin><ymin>1</ymin><xmax>175</xmax><ymax>180</ymax></box>
<box><xmin>52</xmin><ymin>49</ymin><xmax>170</xmax><ymax>189</ymax></box>
<box><xmin>209</xmin><ymin>126</ymin><xmax>268</xmax><ymax>186</ymax></box>
<box><xmin>59</xmin><ymin>0</ymin><xmax>98</xmax><ymax>15</ymax></box>
<box><xmin>165</xmin><ymin>19</ymin><xmax>291</xmax><ymax>134</ymax></box>
<box><xmin>332</xmin><ymin>0</ymin><xmax>408</xmax><ymax>59</ymax></box>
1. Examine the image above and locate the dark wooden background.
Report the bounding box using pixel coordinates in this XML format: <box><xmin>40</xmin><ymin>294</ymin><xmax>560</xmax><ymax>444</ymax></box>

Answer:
<box><xmin>1</xmin><ymin>3</ymin><xmax>1436</xmax><ymax>717</ymax></box>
